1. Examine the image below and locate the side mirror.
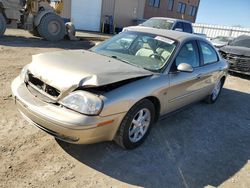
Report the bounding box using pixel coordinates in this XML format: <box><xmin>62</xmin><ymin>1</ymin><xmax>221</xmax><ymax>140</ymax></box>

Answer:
<box><xmin>174</xmin><ymin>28</ymin><xmax>183</xmax><ymax>32</ymax></box>
<box><xmin>177</xmin><ymin>63</ymin><xmax>193</xmax><ymax>73</ymax></box>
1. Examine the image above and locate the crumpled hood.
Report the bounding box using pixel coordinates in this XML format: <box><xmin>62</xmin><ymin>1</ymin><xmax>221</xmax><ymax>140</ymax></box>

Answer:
<box><xmin>28</xmin><ymin>50</ymin><xmax>152</xmax><ymax>93</ymax></box>
<box><xmin>220</xmin><ymin>46</ymin><xmax>250</xmax><ymax>56</ymax></box>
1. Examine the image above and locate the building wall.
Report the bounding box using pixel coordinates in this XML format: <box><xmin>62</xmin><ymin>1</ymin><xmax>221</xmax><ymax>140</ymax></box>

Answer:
<box><xmin>144</xmin><ymin>0</ymin><xmax>200</xmax><ymax>23</ymax></box>
<box><xmin>60</xmin><ymin>0</ymin><xmax>71</xmax><ymax>19</ymax></box>
<box><xmin>113</xmin><ymin>0</ymin><xmax>146</xmax><ymax>27</ymax></box>
<box><xmin>63</xmin><ymin>0</ymin><xmax>146</xmax><ymax>30</ymax></box>
<box><xmin>101</xmin><ymin>0</ymin><xmax>145</xmax><ymax>28</ymax></box>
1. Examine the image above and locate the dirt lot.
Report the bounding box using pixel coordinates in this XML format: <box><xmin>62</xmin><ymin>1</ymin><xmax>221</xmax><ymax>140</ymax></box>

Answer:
<box><xmin>0</xmin><ymin>29</ymin><xmax>250</xmax><ymax>188</ymax></box>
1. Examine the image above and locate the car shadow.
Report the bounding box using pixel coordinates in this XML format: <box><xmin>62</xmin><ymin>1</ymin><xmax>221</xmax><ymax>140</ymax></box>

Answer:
<box><xmin>57</xmin><ymin>88</ymin><xmax>250</xmax><ymax>188</ymax></box>
<box><xmin>0</xmin><ymin>35</ymin><xmax>95</xmax><ymax>49</ymax></box>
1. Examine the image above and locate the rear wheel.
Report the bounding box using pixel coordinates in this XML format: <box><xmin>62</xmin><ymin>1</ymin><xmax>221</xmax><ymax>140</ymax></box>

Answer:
<box><xmin>115</xmin><ymin>99</ymin><xmax>155</xmax><ymax>149</ymax></box>
<box><xmin>0</xmin><ymin>13</ymin><xmax>7</xmax><ymax>37</ymax></box>
<box><xmin>37</xmin><ymin>13</ymin><xmax>66</xmax><ymax>41</ymax></box>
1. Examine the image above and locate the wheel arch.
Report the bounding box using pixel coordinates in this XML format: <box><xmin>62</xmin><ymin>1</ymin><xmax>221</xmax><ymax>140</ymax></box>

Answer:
<box><xmin>143</xmin><ymin>96</ymin><xmax>161</xmax><ymax>122</ymax></box>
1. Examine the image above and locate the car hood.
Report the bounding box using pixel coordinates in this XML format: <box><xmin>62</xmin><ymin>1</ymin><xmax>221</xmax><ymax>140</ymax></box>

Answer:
<box><xmin>220</xmin><ymin>46</ymin><xmax>250</xmax><ymax>56</ymax></box>
<box><xmin>28</xmin><ymin>50</ymin><xmax>153</xmax><ymax>93</ymax></box>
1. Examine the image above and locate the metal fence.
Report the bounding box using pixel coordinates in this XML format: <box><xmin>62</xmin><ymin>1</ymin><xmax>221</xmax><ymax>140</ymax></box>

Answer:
<box><xmin>193</xmin><ymin>23</ymin><xmax>250</xmax><ymax>38</ymax></box>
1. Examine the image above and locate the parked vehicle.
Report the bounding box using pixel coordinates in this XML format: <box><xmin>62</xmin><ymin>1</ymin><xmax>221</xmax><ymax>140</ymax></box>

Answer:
<box><xmin>123</xmin><ymin>17</ymin><xmax>194</xmax><ymax>34</ymax></box>
<box><xmin>220</xmin><ymin>35</ymin><xmax>250</xmax><ymax>75</ymax></box>
<box><xmin>211</xmin><ymin>36</ymin><xmax>234</xmax><ymax>49</ymax></box>
<box><xmin>12</xmin><ymin>27</ymin><xmax>228</xmax><ymax>149</ymax></box>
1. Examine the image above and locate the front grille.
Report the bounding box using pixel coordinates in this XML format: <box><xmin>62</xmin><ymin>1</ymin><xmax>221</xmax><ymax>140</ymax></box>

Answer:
<box><xmin>27</xmin><ymin>73</ymin><xmax>61</xmax><ymax>98</ymax></box>
<box><xmin>224</xmin><ymin>53</ymin><xmax>250</xmax><ymax>73</ymax></box>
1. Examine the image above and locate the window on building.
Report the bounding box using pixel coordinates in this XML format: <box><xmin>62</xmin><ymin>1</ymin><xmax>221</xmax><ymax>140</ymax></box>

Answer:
<box><xmin>189</xmin><ymin>6</ymin><xmax>197</xmax><ymax>16</ymax></box>
<box><xmin>177</xmin><ymin>2</ymin><xmax>186</xmax><ymax>14</ymax></box>
<box><xmin>168</xmin><ymin>0</ymin><xmax>174</xmax><ymax>11</ymax></box>
<box><xmin>149</xmin><ymin>0</ymin><xmax>161</xmax><ymax>8</ymax></box>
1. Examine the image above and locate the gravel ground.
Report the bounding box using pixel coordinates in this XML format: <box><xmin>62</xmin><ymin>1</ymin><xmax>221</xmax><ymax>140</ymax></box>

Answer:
<box><xmin>0</xmin><ymin>29</ymin><xmax>250</xmax><ymax>188</ymax></box>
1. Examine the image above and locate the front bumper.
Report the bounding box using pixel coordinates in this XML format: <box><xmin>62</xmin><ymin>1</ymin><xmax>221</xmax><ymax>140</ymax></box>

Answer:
<box><xmin>11</xmin><ymin>77</ymin><xmax>126</xmax><ymax>144</ymax></box>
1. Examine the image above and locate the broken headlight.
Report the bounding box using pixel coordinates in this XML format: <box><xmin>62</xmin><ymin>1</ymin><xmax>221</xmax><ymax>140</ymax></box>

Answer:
<box><xmin>20</xmin><ymin>64</ymin><xmax>29</xmax><ymax>82</ymax></box>
<box><xmin>61</xmin><ymin>91</ymin><xmax>103</xmax><ymax>115</ymax></box>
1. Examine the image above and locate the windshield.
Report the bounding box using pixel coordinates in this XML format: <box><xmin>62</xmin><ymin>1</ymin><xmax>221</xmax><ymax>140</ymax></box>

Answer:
<box><xmin>90</xmin><ymin>31</ymin><xmax>177</xmax><ymax>71</ymax></box>
<box><xmin>230</xmin><ymin>35</ymin><xmax>250</xmax><ymax>48</ymax></box>
<box><xmin>141</xmin><ymin>18</ymin><xmax>174</xmax><ymax>30</ymax></box>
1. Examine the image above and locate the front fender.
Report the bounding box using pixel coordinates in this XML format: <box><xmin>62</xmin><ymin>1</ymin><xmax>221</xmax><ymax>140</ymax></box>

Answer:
<box><xmin>99</xmin><ymin>75</ymin><xmax>169</xmax><ymax>117</ymax></box>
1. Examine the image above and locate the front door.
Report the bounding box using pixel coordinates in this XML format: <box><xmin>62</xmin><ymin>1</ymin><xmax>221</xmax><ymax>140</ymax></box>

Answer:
<box><xmin>166</xmin><ymin>40</ymin><xmax>205</xmax><ymax>113</ymax></box>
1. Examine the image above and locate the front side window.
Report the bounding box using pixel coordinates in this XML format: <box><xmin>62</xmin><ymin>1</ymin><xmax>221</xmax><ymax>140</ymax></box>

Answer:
<box><xmin>149</xmin><ymin>0</ymin><xmax>161</xmax><ymax>8</ymax></box>
<box><xmin>177</xmin><ymin>2</ymin><xmax>186</xmax><ymax>14</ymax></box>
<box><xmin>91</xmin><ymin>31</ymin><xmax>177</xmax><ymax>72</ymax></box>
<box><xmin>174</xmin><ymin>41</ymin><xmax>199</xmax><ymax>68</ymax></box>
<box><xmin>200</xmin><ymin>41</ymin><xmax>218</xmax><ymax>64</ymax></box>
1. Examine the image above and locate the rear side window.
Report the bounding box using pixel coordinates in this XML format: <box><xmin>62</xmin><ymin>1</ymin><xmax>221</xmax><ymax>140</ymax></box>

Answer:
<box><xmin>200</xmin><ymin>41</ymin><xmax>218</xmax><ymax>64</ymax></box>
<box><xmin>183</xmin><ymin>23</ymin><xmax>192</xmax><ymax>33</ymax></box>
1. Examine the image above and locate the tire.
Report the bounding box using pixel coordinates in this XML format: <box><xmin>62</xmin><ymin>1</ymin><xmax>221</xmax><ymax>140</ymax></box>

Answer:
<box><xmin>28</xmin><ymin>27</ymin><xmax>40</xmax><ymax>37</ymax></box>
<box><xmin>37</xmin><ymin>13</ymin><xmax>66</xmax><ymax>41</ymax></box>
<box><xmin>205</xmin><ymin>79</ymin><xmax>223</xmax><ymax>104</ymax></box>
<box><xmin>115</xmin><ymin>99</ymin><xmax>155</xmax><ymax>149</ymax></box>
<box><xmin>0</xmin><ymin>13</ymin><xmax>7</xmax><ymax>37</ymax></box>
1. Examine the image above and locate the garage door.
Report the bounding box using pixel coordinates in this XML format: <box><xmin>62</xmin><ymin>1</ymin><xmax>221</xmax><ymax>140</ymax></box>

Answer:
<box><xmin>71</xmin><ymin>0</ymin><xmax>102</xmax><ymax>31</ymax></box>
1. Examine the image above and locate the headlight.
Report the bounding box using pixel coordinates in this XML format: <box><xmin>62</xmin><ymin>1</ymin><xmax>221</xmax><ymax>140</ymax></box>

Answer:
<box><xmin>20</xmin><ymin>64</ymin><xmax>29</xmax><ymax>82</ymax></box>
<box><xmin>61</xmin><ymin>91</ymin><xmax>103</xmax><ymax>115</ymax></box>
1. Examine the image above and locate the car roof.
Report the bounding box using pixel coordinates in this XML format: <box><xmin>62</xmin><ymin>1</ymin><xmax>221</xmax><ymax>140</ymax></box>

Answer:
<box><xmin>148</xmin><ymin>17</ymin><xmax>192</xmax><ymax>24</ymax></box>
<box><xmin>125</xmin><ymin>26</ymin><xmax>205</xmax><ymax>42</ymax></box>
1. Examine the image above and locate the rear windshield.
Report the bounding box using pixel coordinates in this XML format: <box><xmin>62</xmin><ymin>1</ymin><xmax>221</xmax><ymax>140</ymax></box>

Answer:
<box><xmin>141</xmin><ymin>19</ymin><xmax>174</xmax><ymax>30</ymax></box>
<box><xmin>230</xmin><ymin>35</ymin><xmax>250</xmax><ymax>48</ymax></box>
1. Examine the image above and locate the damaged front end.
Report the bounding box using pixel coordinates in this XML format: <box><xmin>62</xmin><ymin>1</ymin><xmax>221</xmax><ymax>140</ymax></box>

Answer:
<box><xmin>220</xmin><ymin>51</ymin><xmax>250</xmax><ymax>75</ymax></box>
<box><xmin>21</xmin><ymin>64</ymin><xmax>151</xmax><ymax>116</ymax></box>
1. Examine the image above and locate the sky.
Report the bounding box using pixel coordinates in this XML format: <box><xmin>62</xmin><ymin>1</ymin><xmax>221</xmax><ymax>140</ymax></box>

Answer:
<box><xmin>196</xmin><ymin>0</ymin><xmax>250</xmax><ymax>27</ymax></box>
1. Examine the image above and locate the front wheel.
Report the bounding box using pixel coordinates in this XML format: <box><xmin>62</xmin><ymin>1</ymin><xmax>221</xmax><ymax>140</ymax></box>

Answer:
<box><xmin>205</xmin><ymin>79</ymin><xmax>223</xmax><ymax>104</ymax></box>
<box><xmin>0</xmin><ymin>13</ymin><xmax>7</xmax><ymax>37</ymax></box>
<box><xmin>37</xmin><ymin>13</ymin><xmax>66</xmax><ymax>41</ymax></box>
<box><xmin>115</xmin><ymin>99</ymin><xmax>155</xmax><ymax>149</ymax></box>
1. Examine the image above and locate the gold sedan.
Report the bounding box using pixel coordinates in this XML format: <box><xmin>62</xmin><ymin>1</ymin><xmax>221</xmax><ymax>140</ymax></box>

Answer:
<box><xmin>12</xmin><ymin>27</ymin><xmax>228</xmax><ymax>149</ymax></box>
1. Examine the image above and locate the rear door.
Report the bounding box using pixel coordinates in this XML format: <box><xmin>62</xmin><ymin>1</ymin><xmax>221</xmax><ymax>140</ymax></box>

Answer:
<box><xmin>196</xmin><ymin>40</ymin><xmax>222</xmax><ymax>94</ymax></box>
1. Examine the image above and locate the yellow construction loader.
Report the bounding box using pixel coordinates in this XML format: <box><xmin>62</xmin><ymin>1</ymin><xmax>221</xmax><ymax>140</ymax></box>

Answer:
<box><xmin>0</xmin><ymin>0</ymin><xmax>75</xmax><ymax>41</ymax></box>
